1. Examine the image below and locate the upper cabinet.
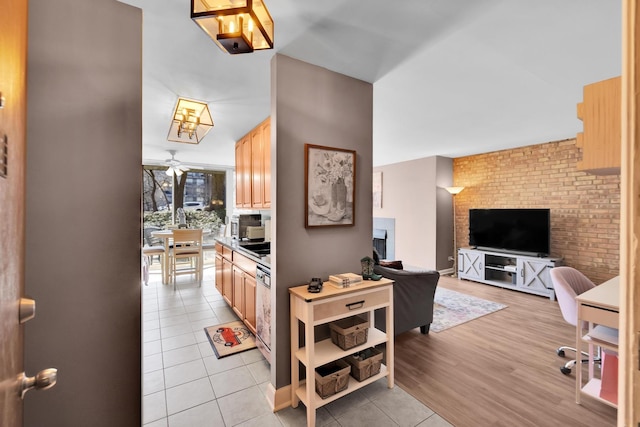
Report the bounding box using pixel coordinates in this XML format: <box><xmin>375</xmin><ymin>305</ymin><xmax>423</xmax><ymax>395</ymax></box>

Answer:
<box><xmin>576</xmin><ymin>76</ymin><xmax>621</xmax><ymax>175</ymax></box>
<box><xmin>236</xmin><ymin>117</ymin><xmax>271</xmax><ymax>209</ymax></box>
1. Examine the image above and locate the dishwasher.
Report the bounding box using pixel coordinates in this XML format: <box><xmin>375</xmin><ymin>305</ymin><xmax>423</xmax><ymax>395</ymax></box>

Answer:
<box><xmin>255</xmin><ymin>264</ymin><xmax>271</xmax><ymax>364</ymax></box>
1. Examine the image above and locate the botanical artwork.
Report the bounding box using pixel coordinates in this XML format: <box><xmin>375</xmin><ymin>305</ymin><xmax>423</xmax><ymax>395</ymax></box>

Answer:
<box><xmin>305</xmin><ymin>144</ymin><xmax>356</xmax><ymax>227</ymax></box>
<box><xmin>373</xmin><ymin>171</ymin><xmax>382</xmax><ymax>209</ymax></box>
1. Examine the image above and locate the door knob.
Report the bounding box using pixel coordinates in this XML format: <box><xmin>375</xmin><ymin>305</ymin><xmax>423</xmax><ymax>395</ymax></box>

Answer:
<box><xmin>19</xmin><ymin>368</ymin><xmax>58</xmax><ymax>399</ymax></box>
<box><xmin>19</xmin><ymin>297</ymin><xmax>36</xmax><ymax>323</ymax></box>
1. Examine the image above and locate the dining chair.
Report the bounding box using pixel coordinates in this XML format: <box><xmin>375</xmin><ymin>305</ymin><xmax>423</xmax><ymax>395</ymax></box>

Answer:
<box><xmin>170</xmin><ymin>228</ymin><xmax>203</xmax><ymax>290</ymax></box>
<box><xmin>142</xmin><ymin>245</ymin><xmax>165</xmax><ymax>286</ymax></box>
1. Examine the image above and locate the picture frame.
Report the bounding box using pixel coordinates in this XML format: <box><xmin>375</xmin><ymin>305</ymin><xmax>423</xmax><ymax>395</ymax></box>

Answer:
<box><xmin>373</xmin><ymin>171</ymin><xmax>382</xmax><ymax>209</ymax></box>
<box><xmin>305</xmin><ymin>144</ymin><xmax>356</xmax><ymax>228</ymax></box>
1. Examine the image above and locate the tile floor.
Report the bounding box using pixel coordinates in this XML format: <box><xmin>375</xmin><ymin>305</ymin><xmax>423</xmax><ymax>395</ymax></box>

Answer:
<box><xmin>142</xmin><ymin>264</ymin><xmax>452</xmax><ymax>427</ymax></box>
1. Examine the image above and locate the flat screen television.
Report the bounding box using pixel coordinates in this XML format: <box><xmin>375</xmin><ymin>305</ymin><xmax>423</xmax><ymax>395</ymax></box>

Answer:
<box><xmin>468</xmin><ymin>208</ymin><xmax>551</xmax><ymax>256</ymax></box>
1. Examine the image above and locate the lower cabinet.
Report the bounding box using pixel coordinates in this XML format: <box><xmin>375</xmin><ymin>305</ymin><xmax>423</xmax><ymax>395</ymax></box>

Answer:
<box><xmin>458</xmin><ymin>247</ymin><xmax>562</xmax><ymax>299</ymax></box>
<box><xmin>214</xmin><ymin>253</ymin><xmax>223</xmax><ymax>294</ymax></box>
<box><xmin>222</xmin><ymin>257</ymin><xmax>233</xmax><ymax>306</ymax></box>
<box><xmin>232</xmin><ymin>265</ymin><xmax>257</xmax><ymax>335</ymax></box>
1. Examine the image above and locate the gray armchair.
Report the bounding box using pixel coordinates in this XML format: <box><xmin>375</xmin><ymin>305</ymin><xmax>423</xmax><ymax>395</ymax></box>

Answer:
<box><xmin>373</xmin><ymin>264</ymin><xmax>440</xmax><ymax>335</ymax></box>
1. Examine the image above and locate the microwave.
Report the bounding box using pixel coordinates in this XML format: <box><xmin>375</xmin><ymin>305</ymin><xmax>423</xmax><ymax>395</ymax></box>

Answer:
<box><xmin>230</xmin><ymin>214</ymin><xmax>261</xmax><ymax>239</ymax></box>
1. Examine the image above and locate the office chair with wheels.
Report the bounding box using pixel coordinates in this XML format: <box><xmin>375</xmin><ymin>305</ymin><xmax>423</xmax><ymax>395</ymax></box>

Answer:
<box><xmin>550</xmin><ymin>266</ymin><xmax>601</xmax><ymax>375</ymax></box>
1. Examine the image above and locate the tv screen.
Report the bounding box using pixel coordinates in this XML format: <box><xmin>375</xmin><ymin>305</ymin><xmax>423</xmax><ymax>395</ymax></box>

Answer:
<box><xmin>468</xmin><ymin>208</ymin><xmax>550</xmax><ymax>256</ymax></box>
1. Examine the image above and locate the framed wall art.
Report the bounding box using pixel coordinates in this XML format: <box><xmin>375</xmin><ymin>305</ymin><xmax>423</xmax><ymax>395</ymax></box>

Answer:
<box><xmin>305</xmin><ymin>144</ymin><xmax>356</xmax><ymax>228</ymax></box>
<box><xmin>373</xmin><ymin>171</ymin><xmax>382</xmax><ymax>209</ymax></box>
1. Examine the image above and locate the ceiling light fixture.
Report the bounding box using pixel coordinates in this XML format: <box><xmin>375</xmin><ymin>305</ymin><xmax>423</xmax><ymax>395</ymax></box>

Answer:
<box><xmin>191</xmin><ymin>0</ymin><xmax>274</xmax><ymax>55</ymax></box>
<box><xmin>167</xmin><ymin>97</ymin><xmax>213</xmax><ymax>144</ymax></box>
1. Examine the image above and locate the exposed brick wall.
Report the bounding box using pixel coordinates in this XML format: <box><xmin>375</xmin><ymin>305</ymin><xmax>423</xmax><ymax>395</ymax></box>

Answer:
<box><xmin>453</xmin><ymin>138</ymin><xmax>620</xmax><ymax>284</ymax></box>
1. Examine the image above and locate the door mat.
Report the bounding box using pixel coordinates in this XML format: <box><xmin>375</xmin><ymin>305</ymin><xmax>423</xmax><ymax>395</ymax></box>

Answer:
<box><xmin>431</xmin><ymin>288</ymin><xmax>507</xmax><ymax>333</ymax></box>
<box><xmin>204</xmin><ymin>320</ymin><xmax>256</xmax><ymax>359</ymax></box>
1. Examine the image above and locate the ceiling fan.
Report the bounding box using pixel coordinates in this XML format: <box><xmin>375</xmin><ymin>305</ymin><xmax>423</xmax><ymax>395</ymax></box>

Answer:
<box><xmin>164</xmin><ymin>150</ymin><xmax>190</xmax><ymax>177</ymax></box>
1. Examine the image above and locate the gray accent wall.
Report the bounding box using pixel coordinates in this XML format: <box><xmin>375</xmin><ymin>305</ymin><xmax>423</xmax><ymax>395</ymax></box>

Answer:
<box><xmin>270</xmin><ymin>55</ymin><xmax>373</xmax><ymax>388</ymax></box>
<box><xmin>24</xmin><ymin>1</ymin><xmax>142</xmax><ymax>425</ymax></box>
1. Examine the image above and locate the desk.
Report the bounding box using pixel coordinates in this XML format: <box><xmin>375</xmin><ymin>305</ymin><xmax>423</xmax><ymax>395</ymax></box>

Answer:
<box><xmin>151</xmin><ymin>229</ymin><xmax>211</xmax><ymax>285</ymax></box>
<box><xmin>575</xmin><ymin>275</ymin><xmax>619</xmax><ymax>407</ymax></box>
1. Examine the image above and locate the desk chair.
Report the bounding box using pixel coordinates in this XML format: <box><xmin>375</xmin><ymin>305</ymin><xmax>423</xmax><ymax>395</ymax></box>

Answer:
<box><xmin>170</xmin><ymin>229</ymin><xmax>203</xmax><ymax>290</ymax></box>
<box><xmin>550</xmin><ymin>266</ymin><xmax>600</xmax><ymax>375</ymax></box>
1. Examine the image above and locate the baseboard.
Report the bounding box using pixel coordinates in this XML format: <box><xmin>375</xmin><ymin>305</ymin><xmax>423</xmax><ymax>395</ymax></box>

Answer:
<box><xmin>439</xmin><ymin>267</ymin><xmax>455</xmax><ymax>276</ymax></box>
<box><xmin>265</xmin><ymin>383</ymin><xmax>292</xmax><ymax>412</ymax></box>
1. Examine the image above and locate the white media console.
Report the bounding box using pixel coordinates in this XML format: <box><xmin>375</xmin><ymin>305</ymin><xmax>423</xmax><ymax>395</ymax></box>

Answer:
<box><xmin>457</xmin><ymin>247</ymin><xmax>563</xmax><ymax>300</ymax></box>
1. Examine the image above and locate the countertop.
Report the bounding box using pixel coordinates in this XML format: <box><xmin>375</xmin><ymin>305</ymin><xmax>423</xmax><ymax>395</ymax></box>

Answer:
<box><xmin>215</xmin><ymin>237</ymin><xmax>271</xmax><ymax>268</ymax></box>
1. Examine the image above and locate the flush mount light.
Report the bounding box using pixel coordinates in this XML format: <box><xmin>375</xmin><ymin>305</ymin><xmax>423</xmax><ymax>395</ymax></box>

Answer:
<box><xmin>191</xmin><ymin>0</ymin><xmax>274</xmax><ymax>55</ymax></box>
<box><xmin>167</xmin><ymin>97</ymin><xmax>213</xmax><ymax>144</ymax></box>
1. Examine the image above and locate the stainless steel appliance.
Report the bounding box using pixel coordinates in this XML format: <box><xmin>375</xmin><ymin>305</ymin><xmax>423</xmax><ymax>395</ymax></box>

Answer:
<box><xmin>255</xmin><ymin>264</ymin><xmax>271</xmax><ymax>364</ymax></box>
<box><xmin>230</xmin><ymin>214</ymin><xmax>261</xmax><ymax>240</ymax></box>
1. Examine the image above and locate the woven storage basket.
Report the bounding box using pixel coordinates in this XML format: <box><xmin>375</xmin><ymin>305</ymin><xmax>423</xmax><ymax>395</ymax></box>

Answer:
<box><xmin>344</xmin><ymin>347</ymin><xmax>383</xmax><ymax>381</ymax></box>
<box><xmin>329</xmin><ymin>315</ymin><xmax>369</xmax><ymax>350</ymax></box>
<box><xmin>315</xmin><ymin>360</ymin><xmax>350</xmax><ymax>399</ymax></box>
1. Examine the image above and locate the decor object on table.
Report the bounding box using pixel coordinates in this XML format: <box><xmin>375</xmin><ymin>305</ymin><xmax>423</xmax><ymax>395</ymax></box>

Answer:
<box><xmin>431</xmin><ymin>288</ymin><xmax>507</xmax><ymax>333</ymax></box>
<box><xmin>445</xmin><ymin>186</ymin><xmax>464</xmax><ymax>277</ymax></box>
<box><xmin>191</xmin><ymin>0</ymin><xmax>274</xmax><ymax>54</ymax></box>
<box><xmin>327</xmin><ymin>273</ymin><xmax>363</xmax><ymax>289</ymax></box>
<box><xmin>167</xmin><ymin>98</ymin><xmax>213</xmax><ymax>144</ymax></box>
<box><xmin>204</xmin><ymin>320</ymin><xmax>256</xmax><ymax>358</ymax></box>
<box><xmin>360</xmin><ymin>256</ymin><xmax>382</xmax><ymax>281</ymax></box>
<box><xmin>305</xmin><ymin>144</ymin><xmax>356</xmax><ymax>227</ymax></box>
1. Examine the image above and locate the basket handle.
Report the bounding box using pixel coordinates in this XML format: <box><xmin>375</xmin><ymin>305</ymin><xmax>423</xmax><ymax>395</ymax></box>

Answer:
<box><xmin>346</xmin><ymin>300</ymin><xmax>364</xmax><ymax>310</ymax></box>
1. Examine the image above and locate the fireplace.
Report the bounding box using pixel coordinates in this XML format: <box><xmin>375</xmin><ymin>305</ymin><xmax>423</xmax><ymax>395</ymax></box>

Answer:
<box><xmin>373</xmin><ymin>217</ymin><xmax>395</xmax><ymax>260</ymax></box>
<box><xmin>373</xmin><ymin>228</ymin><xmax>387</xmax><ymax>259</ymax></box>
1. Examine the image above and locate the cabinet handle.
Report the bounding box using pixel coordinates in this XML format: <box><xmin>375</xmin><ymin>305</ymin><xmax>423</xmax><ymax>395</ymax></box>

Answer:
<box><xmin>346</xmin><ymin>300</ymin><xmax>364</xmax><ymax>310</ymax></box>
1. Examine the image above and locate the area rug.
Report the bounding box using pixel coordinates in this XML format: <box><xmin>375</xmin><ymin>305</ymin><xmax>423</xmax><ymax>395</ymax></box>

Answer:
<box><xmin>431</xmin><ymin>288</ymin><xmax>507</xmax><ymax>333</ymax></box>
<box><xmin>204</xmin><ymin>320</ymin><xmax>256</xmax><ymax>359</ymax></box>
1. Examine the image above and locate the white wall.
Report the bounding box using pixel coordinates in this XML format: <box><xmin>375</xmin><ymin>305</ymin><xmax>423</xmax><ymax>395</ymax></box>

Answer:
<box><xmin>373</xmin><ymin>156</ymin><xmax>454</xmax><ymax>270</ymax></box>
<box><xmin>24</xmin><ymin>1</ymin><xmax>142</xmax><ymax>425</ymax></box>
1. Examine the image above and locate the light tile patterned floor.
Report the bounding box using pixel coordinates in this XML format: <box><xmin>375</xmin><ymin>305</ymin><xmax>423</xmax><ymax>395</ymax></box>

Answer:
<box><xmin>142</xmin><ymin>265</ymin><xmax>452</xmax><ymax>427</ymax></box>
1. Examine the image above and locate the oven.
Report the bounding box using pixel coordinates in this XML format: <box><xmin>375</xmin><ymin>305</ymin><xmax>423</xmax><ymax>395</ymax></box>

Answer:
<box><xmin>255</xmin><ymin>263</ymin><xmax>271</xmax><ymax>364</ymax></box>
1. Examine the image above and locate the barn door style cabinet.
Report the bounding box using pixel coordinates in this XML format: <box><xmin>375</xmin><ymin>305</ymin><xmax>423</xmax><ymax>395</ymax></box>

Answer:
<box><xmin>458</xmin><ymin>248</ymin><xmax>562</xmax><ymax>300</ymax></box>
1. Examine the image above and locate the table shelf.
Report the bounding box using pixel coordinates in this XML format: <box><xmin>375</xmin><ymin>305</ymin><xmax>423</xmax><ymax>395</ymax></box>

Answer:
<box><xmin>289</xmin><ymin>279</ymin><xmax>394</xmax><ymax>427</ymax></box>
<box><xmin>295</xmin><ymin>364</ymin><xmax>389</xmax><ymax>408</ymax></box>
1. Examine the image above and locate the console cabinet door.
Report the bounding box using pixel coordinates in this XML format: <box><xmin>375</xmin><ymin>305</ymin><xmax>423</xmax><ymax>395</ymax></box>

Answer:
<box><xmin>458</xmin><ymin>249</ymin><xmax>483</xmax><ymax>280</ymax></box>
<box><xmin>517</xmin><ymin>259</ymin><xmax>552</xmax><ymax>294</ymax></box>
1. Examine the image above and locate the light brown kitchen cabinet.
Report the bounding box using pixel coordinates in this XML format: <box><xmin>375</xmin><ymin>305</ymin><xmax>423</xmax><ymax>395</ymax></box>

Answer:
<box><xmin>235</xmin><ymin>117</ymin><xmax>271</xmax><ymax>208</ymax></box>
<box><xmin>231</xmin><ymin>251</ymin><xmax>258</xmax><ymax>335</ymax></box>
<box><xmin>232</xmin><ymin>265</ymin><xmax>245</xmax><ymax>319</ymax></box>
<box><xmin>235</xmin><ymin>135</ymin><xmax>252</xmax><ymax>208</ymax></box>
<box><xmin>215</xmin><ymin>242</ymin><xmax>234</xmax><ymax>305</ymax></box>
<box><xmin>576</xmin><ymin>76</ymin><xmax>621</xmax><ymax>175</ymax></box>
<box><xmin>215</xmin><ymin>253</ymin><xmax>223</xmax><ymax>294</ymax></box>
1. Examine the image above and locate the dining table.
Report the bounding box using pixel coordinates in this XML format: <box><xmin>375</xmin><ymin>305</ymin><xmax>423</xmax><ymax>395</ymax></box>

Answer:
<box><xmin>151</xmin><ymin>228</ymin><xmax>211</xmax><ymax>285</ymax></box>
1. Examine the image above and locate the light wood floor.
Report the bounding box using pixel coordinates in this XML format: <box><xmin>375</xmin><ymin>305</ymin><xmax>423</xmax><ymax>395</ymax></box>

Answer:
<box><xmin>394</xmin><ymin>275</ymin><xmax>617</xmax><ymax>427</ymax></box>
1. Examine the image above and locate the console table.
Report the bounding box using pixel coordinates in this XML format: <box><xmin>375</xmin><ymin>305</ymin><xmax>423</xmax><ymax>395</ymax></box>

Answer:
<box><xmin>458</xmin><ymin>248</ymin><xmax>563</xmax><ymax>300</ymax></box>
<box><xmin>289</xmin><ymin>279</ymin><xmax>394</xmax><ymax>427</ymax></box>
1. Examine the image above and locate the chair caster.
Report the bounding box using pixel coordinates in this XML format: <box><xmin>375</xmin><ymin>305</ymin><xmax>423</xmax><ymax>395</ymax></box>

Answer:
<box><xmin>557</xmin><ymin>349</ymin><xmax>565</xmax><ymax>358</ymax></box>
<box><xmin>560</xmin><ymin>366</ymin><xmax>572</xmax><ymax>375</ymax></box>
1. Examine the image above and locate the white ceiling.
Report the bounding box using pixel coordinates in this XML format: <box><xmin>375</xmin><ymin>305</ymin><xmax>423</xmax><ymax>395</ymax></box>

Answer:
<box><xmin>119</xmin><ymin>0</ymin><xmax>621</xmax><ymax>169</ymax></box>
